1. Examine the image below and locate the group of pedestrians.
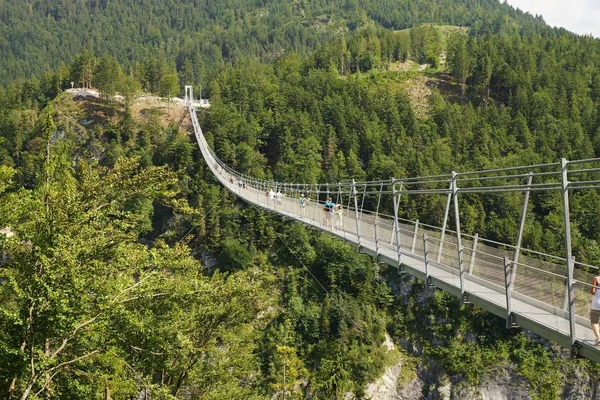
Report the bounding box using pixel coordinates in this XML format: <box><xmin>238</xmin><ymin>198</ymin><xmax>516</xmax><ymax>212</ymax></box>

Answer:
<box><xmin>323</xmin><ymin>197</ymin><xmax>343</xmax><ymax>229</ymax></box>
<box><xmin>266</xmin><ymin>189</ymin><xmax>283</xmax><ymax>208</ymax></box>
<box><xmin>296</xmin><ymin>194</ymin><xmax>343</xmax><ymax>229</ymax></box>
<box><xmin>228</xmin><ymin>176</ymin><xmax>247</xmax><ymax>189</ymax></box>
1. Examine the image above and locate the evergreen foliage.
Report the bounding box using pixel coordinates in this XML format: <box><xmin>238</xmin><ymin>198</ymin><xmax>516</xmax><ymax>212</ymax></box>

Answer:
<box><xmin>0</xmin><ymin>0</ymin><xmax>552</xmax><ymax>87</ymax></box>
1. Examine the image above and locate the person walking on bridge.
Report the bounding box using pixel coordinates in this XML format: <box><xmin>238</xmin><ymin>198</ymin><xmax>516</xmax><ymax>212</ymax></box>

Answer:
<box><xmin>590</xmin><ymin>275</ymin><xmax>600</xmax><ymax>346</ymax></box>
<box><xmin>324</xmin><ymin>197</ymin><xmax>334</xmax><ymax>228</ymax></box>
<box><xmin>299</xmin><ymin>193</ymin><xmax>307</xmax><ymax>218</ymax></box>
<box><xmin>268</xmin><ymin>189</ymin><xmax>275</xmax><ymax>207</ymax></box>
<box><xmin>334</xmin><ymin>204</ymin><xmax>343</xmax><ymax>230</ymax></box>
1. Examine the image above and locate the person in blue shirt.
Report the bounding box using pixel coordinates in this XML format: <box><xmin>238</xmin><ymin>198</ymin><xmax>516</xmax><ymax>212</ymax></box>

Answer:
<box><xmin>299</xmin><ymin>193</ymin><xmax>307</xmax><ymax>218</ymax></box>
<box><xmin>324</xmin><ymin>197</ymin><xmax>334</xmax><ymax>228</ymax></box>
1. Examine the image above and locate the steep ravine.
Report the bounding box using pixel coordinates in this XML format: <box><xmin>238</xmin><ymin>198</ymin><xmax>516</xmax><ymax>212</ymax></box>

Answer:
<box><xmin>364</xmin><ymin>275</ymin><xmax>600</xmax><ymax>400</ymax></box>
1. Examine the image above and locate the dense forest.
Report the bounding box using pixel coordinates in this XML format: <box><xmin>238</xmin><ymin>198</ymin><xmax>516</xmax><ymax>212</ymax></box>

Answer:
<box><xmin>3</xmin><ymin>0</ymin><xmax>600</xmax><ymax>399</ymax></box>
<box><xmin>0</xmin><ymin>0</ymin><xmax>550</xmax><ymax>86</ymax></box>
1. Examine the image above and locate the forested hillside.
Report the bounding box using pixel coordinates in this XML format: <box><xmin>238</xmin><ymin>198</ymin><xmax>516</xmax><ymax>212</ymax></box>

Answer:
<box><xmin>1</xmin><ymin>0</ymin><xmax>548</xmax><ymax>86</ymax></box>
<box><xmin>3</xmin><ymin>0</ymin><xmax>600</xmax><ymax>399</ymax></box>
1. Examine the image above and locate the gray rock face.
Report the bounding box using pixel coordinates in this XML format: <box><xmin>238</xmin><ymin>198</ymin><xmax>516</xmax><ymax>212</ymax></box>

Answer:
<box><xmin>450</xmin><ymin>368</ymin><xmax>530</xmax><ymax>400</ymax></box>
<box><xmin>201</xmin><ymin>249</ymin><xmax>218</xmax><ymax>271</ymax></box>
<box><xmin>364</xmin><ymin>364</ymin><xmax>403</xmax><ymax>400</ymax></box>
<box><xmin>396</xmin><ymin>377</ymin><xmax>424</xmax><ymax>400</ymax></box>
<box><xmin>561</xmin><ymin>363</ymin><xmax>600</xmax><ymax>399</ymax></box>
<box><xmin>367</xmin><ymin>365</ymin><xmax>530</xmax><ymax>400</ymax></box>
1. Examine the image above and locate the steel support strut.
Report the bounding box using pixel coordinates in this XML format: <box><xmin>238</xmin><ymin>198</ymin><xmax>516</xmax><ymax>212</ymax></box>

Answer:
<box><xmin>374</xmin><ymin>183</ymin><xmax>383</xmax><ymax>260</ymax></box>
<box><xmin>352</xmin><ymin>179</ymin><xmax>361</xmax><ymax>250</ymax></box>
<box><xmin>184</xmin><ymin>85</ymin><xmax>193</xmax><ymax>104</ymax></box>
<box><xmin>503</xmin><ymin>256</ymin><xmax>515</xmax><ymax>328</ymax></box>
<box><xmin>391</xmin><ymin>178</ymin><xmax>403</xmax><ymax>272</ymax></box>
<box><xmin>563</xmin><ymin>256</ymin><xmax>575</xmax><ymax>312</ymax></box>
<box><xmin>560</xmin><ymin>159</ymin><xmax>577</xmax><ymax>354</ymax></box>
<box><xmin>337</xmin><ymin>182</ymin><xmax>344</xmax><ymax>239</ymax></box>
<box><xmin>437</xmin><ymin>180</ymin><xmax>454</xmax><ymax>263</ymax></box>
<box><xmin>411</xmin><ymin>220</ymin><xmax>419</xmax><ymax>253</ymax></box>
<box><xmin>451</xmin><ymin>171</ymin><xmax>466</xmax><ymax>302</ymax></box>
<box><xmin>511</xmin><ymin>172</ymin><xmax>533</xmax><ymax>287</ymax></box>
<box><xmin>468</xmin><ymin>233</ymin><xmax>478</xmax><ymax>275</ymax></box>
<box><xmin>423</xmin><ymin>233</ymin><xmax>432</xmax><ymax>286</ymax></box>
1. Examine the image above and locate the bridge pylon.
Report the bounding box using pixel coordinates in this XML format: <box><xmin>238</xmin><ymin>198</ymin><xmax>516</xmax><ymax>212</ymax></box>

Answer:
<box><xmin>184</xmin><ymin>85</ymin><xmax>193</xmax><ymax>105</ymax></box>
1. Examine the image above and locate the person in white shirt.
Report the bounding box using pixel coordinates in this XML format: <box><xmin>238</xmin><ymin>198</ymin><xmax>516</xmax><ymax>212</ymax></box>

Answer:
<box><xmin>268</xmin><ymin>190</ymin><xmax>275</xmax><ymax>207</ymax></box>
<box><xmin>334</xmin><ymin>204</ymin><xmax>343</xmax><ymax>230</ymax></box>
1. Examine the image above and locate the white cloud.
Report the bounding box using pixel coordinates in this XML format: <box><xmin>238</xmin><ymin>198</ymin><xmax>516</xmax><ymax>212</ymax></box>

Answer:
<box><xmin>504</xmin><ymin>0</ymin><xmax>600</xmax><ymax>37</ymax></box>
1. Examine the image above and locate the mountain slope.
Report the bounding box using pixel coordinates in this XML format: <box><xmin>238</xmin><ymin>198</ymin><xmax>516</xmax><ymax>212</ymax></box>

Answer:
<box><xmin>0</xmin><ymin>0</ymin><xmax>550</xmax><ymax>85</ymax></box>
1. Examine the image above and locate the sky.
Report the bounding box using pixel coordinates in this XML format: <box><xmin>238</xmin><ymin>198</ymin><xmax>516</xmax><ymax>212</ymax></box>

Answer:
<box><xmin>504</xmin><ymin>0</ymin><xmax>600</xmax><ymax>37</ymax></box>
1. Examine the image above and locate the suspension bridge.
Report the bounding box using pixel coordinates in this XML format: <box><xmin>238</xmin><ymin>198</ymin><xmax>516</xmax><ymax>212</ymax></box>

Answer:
<box><xmin>184</xmin><ymin>86</ymin><xmax>600</xmax><ymax>362</ymax></box>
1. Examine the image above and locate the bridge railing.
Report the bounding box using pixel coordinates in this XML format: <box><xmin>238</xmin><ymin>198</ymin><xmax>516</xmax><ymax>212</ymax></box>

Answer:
<box><xmin>342</xmin><ymin>204</ymin><xmax>594</xmax><ymax>330</ymax></box>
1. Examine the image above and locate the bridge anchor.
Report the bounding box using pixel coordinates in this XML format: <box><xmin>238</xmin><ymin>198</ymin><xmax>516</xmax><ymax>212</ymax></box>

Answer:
<box><xmin>426</xmin><ymin>275</ymin><xmax>434</xmax><ymax>287</ymax></box>
<box><xmin>461</xmin><ymin>292</ymin><xmax>472</xmax><ymax>305</ymax></box>
<box><xmin>570</xmin><ymin>343</ymin><xmax>581</xmax><ymax>359</ymax></box>
<box><xmin>506</xmin><ymin>313</ymin><xmax>519</xmax><ymax>330</ymax></box>
<box><xmin>397</xmin><ymin>263</ymin><xmax>406</xmax><ymax>275</ymax></box>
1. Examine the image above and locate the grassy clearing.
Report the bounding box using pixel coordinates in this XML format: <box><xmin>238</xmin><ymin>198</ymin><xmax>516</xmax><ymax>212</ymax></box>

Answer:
<box><xmin>395</xmin><ymin>24</ymin><xmax>469</xmax><ymax>49</ymax></box>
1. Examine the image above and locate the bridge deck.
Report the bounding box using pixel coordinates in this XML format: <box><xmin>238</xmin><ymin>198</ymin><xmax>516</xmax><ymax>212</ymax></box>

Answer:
<box><xmin>189</xmin><ymin>105</ymin><xmax>600</xmax><ymax>363</ymax></box>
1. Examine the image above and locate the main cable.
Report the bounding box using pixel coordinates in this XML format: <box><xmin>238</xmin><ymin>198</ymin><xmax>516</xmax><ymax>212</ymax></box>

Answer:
<box><xmin>177</xmin><ymin>190</ymin><xmax>230</xmax><ymax>244</ymax></box>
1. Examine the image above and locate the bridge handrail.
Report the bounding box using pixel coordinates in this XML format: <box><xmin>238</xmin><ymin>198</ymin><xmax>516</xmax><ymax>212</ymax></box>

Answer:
<box><xmin>191</xmin><ymin>107</ymin><xmax>600</xmax><ymax>196</ymax></box>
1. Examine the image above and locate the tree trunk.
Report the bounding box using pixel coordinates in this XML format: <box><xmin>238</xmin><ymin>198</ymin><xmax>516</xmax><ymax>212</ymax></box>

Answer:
<box><xmin>8</xmin><ymin>304</ymin><xmax>34</xmax><ymax>399</ymax></box>
<box><xmin>18</xmin><ymin>376</ymin><xmax>38</xmax><ymax>400</ymax></box>
<box><xmin>104</xmin><ymin>377</ymin><xmax>111</xmax><ymax>400</ymax></box>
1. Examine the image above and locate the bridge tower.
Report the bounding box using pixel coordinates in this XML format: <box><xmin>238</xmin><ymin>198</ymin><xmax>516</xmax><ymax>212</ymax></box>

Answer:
<box><xmin>184</xmin><ymin>85</ymin><xmax>193</xmax><ymax>105</ymax></box>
